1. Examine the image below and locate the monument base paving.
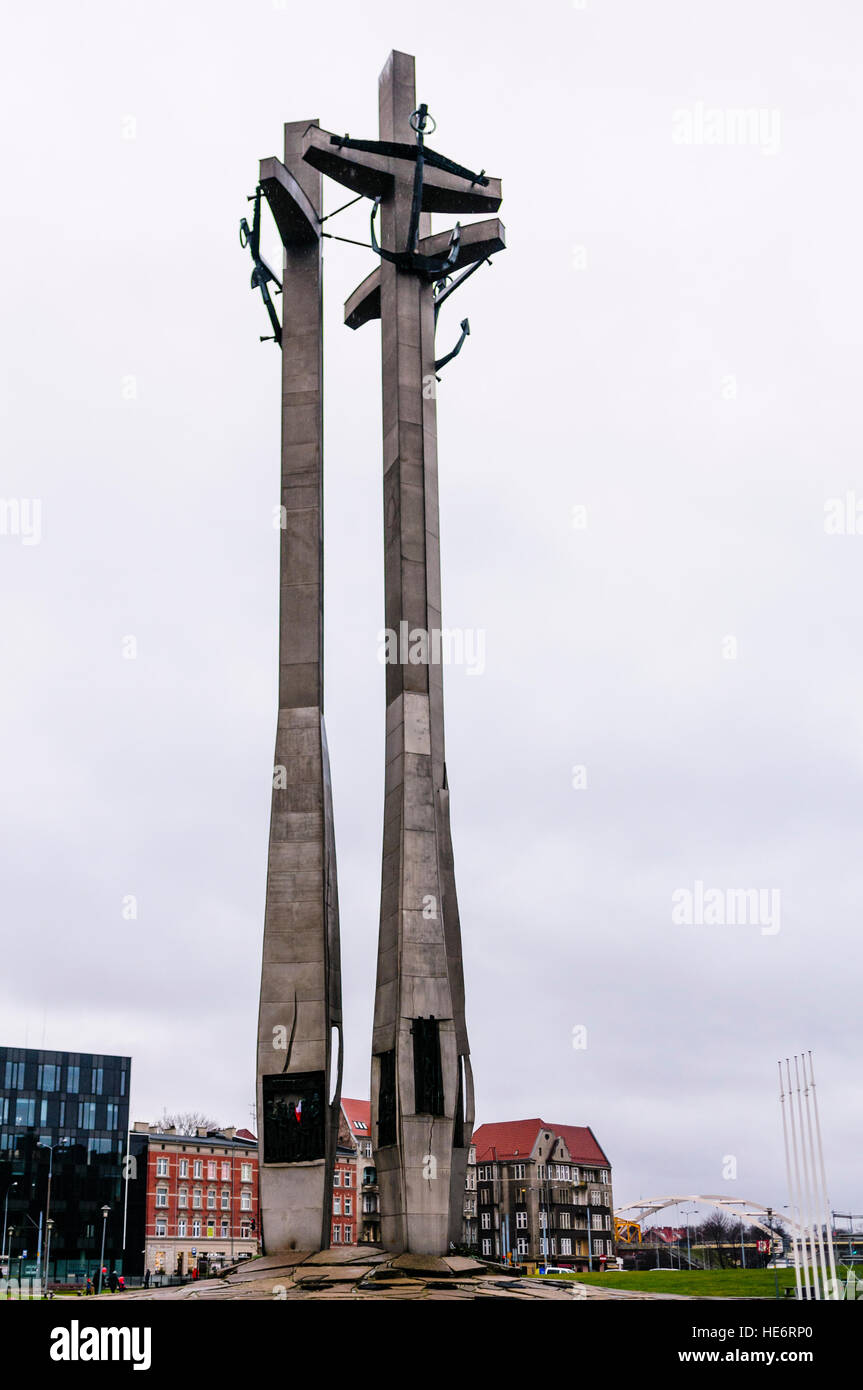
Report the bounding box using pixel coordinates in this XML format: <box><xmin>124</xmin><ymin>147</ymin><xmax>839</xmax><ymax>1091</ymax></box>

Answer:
<box><xmin>111</xmin><ymin>1250</ymin><xmax>702</xmax><ymax>1301</ymax></box>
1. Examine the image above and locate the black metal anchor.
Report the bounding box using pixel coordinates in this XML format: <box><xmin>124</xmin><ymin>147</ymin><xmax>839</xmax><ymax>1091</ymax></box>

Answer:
<box><xmin>434</xmin><ymin>318</ymin><xmax>470</xmax><ymax>374</ymax></box>
<box><xmin>430</xmin><ymin>255</ymin><xmax>493</xmax><ymax>374</ymax></box>
<box><xmin>368</xmin><ymin>105</ymin><xmax>463</xmax><ymax>279</ymax></box>
<box><xmin>240</xmin><ymin>185</ymin><xmax>283</xmax><ymax>345</ymax></box>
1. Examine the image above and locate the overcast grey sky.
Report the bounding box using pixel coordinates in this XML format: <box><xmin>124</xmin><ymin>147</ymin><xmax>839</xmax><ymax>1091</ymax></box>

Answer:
<box><xmin>1</xmin><ymin>0</ymin><xmax>860</xmax><ymax>1220</ymax></box>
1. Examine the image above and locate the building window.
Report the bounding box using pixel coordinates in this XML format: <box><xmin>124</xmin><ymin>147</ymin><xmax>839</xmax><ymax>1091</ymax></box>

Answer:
<box><xmin>40</xmin><ymin>1099</ymin><xmax>48</xmax><ymax>1125</ymax></box>
<box><xmin>221</xmin><ymin>1190</ymin><xmax>230</xmax><ymax>1209</ymax></box>
<box><xmin>178</xmin><ymin>1189</ymin><xmax>188</xmax><ymax>1208</ymax></box>
<box><xmin>600</xmin><ymin>1170</ymin><xmax>609</xmax><ymax>1184</ymax></box>
<box><xmin>344</xmin><ymin>1225</ymin><xmax>352</xmax><ymax>1243</ymax></box>
<box><xmin>208</xmin><ymin>1161</ymin><xmax>217</xmax><ymax>1180</ymax></box>
<box><xmin>516</xmin><ymin>1211</ymin><xmax>527</xmax><ymax>1229</ymax></box>
<box><xmin>517</xmin><ymin>1237</ymin><xmax>529</xmax><ymax>1255</ymax></box>
<box><xmin>241</xmin><ymin>1163</ymin><xmax>252</xmax><ymax>1183</ymax></box>
<box><xmin>561</xmin><ymin>1238</ymin><xmax>572</xmax><ymax>1255</ymax></box>
<box><xmin>333</xmin><ymin>1170</ymin><xmax>341</xmax><ymax>1187</ymax></box>
<box><xmin>64</xmin><ymin>1063</ymin><xmax>79</xmax><ymax>1092</ymax></box>
<box><xmin>77</xmin><ymin>1100</ymin><xmax>96</xmax><ymax>1129</ymax></box>
<box><xmin>4</xmin><ymin>1060</ymin><xmax>24</xmax><ymax>1088</ymax></box>
<box><xmin>91</xmin><ymin>1068</ymin><xmax>104</xmax><ymax>1095</ymax></box>
<box><xmin>482</xmin><ymin>1238</ymin><xmax>491</xmax><ymax>1256</ymax></box>
<box><xmin>480</xmin><ymin>1188</ymin><xmax>490</xmax><ymax>1204</ymax></box>
<box><xmin>156</xmin><ymin>1188</ymin><xmax>168</xmax><ymax>1208</ymax></box>
<box><xmin>179</xmin><ymin>1159</ymin><xmax>189</xmax><ymax>1178</ymax></box>
<box><xmin>332</xmin><ymin>1225</ymin><xmax>341</xmax><ymax>1244</ymax></box>
<box><xmin>106</xmin><ymin>1103</ymin><xmax>119</xmax><ymax>1130</ymax></box>
<box><xmin>333</xmin><ymin>1196</ymin><xmax>341</xmax><ymax>1216</ymax></box>
<box><xmin>156</xmin><ymin>1156</ymin><xmax>169</xmax><ymax>1177</ymax></box>
<box><xmin>192</xmin><ymin>1220</ymin><xmax>201</xmax><ymax>1239</ymax></box>
<box><xmin>512</xmin><ymin>1163</ymin><xmax>525</xmax><ymax>1180</ymax></box>
<box><xmin>193</xmin><ymin>1160</ymin><xmax>203</xmax><ymax>1179</ymax></box>
<box><xmin>344</xmin><ymin>1197</ymin><xmax>352</xmax><ymax>1217</ymax></box>
<box><xmin>155</xmin><ymin>1219</ymin><xmax>167</xmax><ymax>1237</ymax></box>
<box><xmin>221</xmin><ymin>1220</ymin><xmax>229</xmax><ymax>1237</ymax></box>
<box><xmin>14</xmin><ymin>1098</ymin><xmax>35</xmax><ymax>1126</ymax></box>
<box><xmin>207</xmin><ymin>1190</ymin><xmax>216</xmax><ymax>1209</ymax></box>
<box><xmin>343</xmin><ymin>1171</ymin><xmax>352</xmax><ymax>1188</ymax></box>
<box><xmin>178</xmin><ymin>1218</ymin><xmax>187</xmax><ymax>1237</ymax></box>
<box><xmin>241</xmin><ymin>1223</ymin><xmax>251</xmax><ymax>1239</ymax></box>
<box><xmin>221</xmin><ymin>1162</ymin><xmax>230</xmax><ymax>1181</ymax></box>
<box><xmin>193</xmin><ymin>1189</ymin><xmax>202</xmax><ymax>1209</ymax></box>
<box><xmin>481</xmin><ymin>1212</ymin><xmax>491</xmax><ymax>1229</ymax></box>
<box><xmin>37</xmin><ymin>1063</ymin><xmax>60</xmax><ymax>1091</ymax></box>
<box><xmin>241</xmin><ymin>1192</ymin><xmax>251</xmax><ymax>1211</ymax></box>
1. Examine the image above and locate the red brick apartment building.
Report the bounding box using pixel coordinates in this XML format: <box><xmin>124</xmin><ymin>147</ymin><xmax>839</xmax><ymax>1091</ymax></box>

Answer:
<box><xmin>332</xmin><ymin>1099</ymin><xmax>380</xmax><ymax>1246</ymax></box>
<box><xmin>128</xmin><ymin>1123</ymin><xmax>260</xmax><ymax>1278</ymax></box>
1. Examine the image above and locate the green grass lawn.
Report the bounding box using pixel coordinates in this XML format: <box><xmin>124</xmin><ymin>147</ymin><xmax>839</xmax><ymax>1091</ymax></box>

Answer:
<box><xmin>537</xmin><ymin>1268</ymin><xmax>846</xmax><ymax>1298</ymax></box>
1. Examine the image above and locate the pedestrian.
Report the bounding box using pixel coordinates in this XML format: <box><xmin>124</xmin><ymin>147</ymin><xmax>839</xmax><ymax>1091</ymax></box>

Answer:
<box><xmin>86</xmin><ymin>1276</ymin><xmax>93</xmax><ymax>1296</ymax></box>
<box><xmin>144</xmin><ymin>1268</ymin><xmax>150</xmax><ymax>1289</ymax></box>
<box><xmin>108</xmin><ymin>1269</ymin><xmax>118</xmax><ymax>1293</ymax></box>
<box><xmin>118</xmin><ymin>1274</ymin><xmax>125</xmax><ymax>1291</ymax></box>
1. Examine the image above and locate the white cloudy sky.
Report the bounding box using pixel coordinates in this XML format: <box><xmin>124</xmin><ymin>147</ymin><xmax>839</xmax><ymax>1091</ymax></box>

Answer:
<box><xmin>1</xmin><ymin>0</ymin><xmax>861</xmax><ymax>1222</ymax></box>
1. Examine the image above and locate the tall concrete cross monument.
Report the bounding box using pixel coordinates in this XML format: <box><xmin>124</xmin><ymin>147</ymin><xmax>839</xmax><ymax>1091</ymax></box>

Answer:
<box><xmin>244</xmin><ymin>122</ymin><xmax>344</xmax><ymax>1253</ymax></box>
<box><xmin>302</xmin><ymin>50</ymin><xmax>505</xmax><ymax>1253</ymax></box>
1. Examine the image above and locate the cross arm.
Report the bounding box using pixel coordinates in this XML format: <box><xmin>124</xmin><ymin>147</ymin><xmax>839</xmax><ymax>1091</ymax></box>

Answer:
<box><xmin>345</xmin><ymin>217</ymin><xmax>506</xmax><ymax>329</ymax></box>
<box><xmin>302</xmin><ymin>125</ymin><xmax>502</xmax><ymax>215</ymax></box>
<box><xmin>259</xmin><ymin>156</ymin><xmax>320</xmax><ymax>246</ymax></box>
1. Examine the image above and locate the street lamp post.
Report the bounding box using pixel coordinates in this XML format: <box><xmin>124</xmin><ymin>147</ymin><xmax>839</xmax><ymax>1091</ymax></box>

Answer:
<box><xmin>1</xmin><ymin>1183</ymin><xmax>18</xmax><ymax>1267</ymax></box>
<box><xmin>40</xmin><ymin>1139</ymin><xmax>70</xmax><ymax>1290</ymax></box>
<box><xmin>681</xmin><ymin>1206</ymin><xmax>695</xmax><ymax>1268</ymax></box>
<box><xmin>97</xmin><ymin>1206</ymin><xmax>110</xmax><ymax>1294</ymax></box>
<box><xmin>44</xmin><ymin>1219</ymin><xmax>55</xmax><ymax>1295</ymax></box>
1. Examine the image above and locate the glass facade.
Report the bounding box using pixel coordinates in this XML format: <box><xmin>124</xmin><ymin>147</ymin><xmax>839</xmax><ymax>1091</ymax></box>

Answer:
<box><xmin>0</xmin><ymin>1045</ymin><xmax>131</xmax><ymax>1284</ymax></box>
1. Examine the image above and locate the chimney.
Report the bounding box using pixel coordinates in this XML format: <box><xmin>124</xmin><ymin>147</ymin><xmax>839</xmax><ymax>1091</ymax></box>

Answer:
<box><xmin>132</xmin><ymin>1121</ymin><xmax>150</xmax><ymax>1133</ymax></box>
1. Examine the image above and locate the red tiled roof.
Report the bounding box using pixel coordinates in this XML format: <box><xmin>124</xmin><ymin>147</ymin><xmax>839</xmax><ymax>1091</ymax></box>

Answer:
<box><xmin>471</xmin><ymin>1118</ymin><xmax>610</xmax><ymax>1168</ymax></box>
<box><xmin>341</xmin><ymin>1097</ymin><xmax>371</xmax><ymax>1136</ymax></box>
<box><xmin>235</xmin><ymin>1128</ymin><xmax>257</xmax><ymax>1142</ymax></box>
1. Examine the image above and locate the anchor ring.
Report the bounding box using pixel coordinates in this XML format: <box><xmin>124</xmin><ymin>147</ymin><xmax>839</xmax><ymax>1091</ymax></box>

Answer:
<box><xmin>409</xmin><ymin>107</ymin><xmax>436</xmax><ymax>135</ymax></box>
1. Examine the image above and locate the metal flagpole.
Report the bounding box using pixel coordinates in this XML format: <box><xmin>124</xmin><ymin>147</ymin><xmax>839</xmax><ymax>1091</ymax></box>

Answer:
<box><xmin>806</xmin><ymin>1052</ymin><xmax>839</xmax><ymax>1297</ymax></box>
<box><xmin>799</xmin><ymin>1055</ymin><xmax>828</xmax><ymax>1296</ymax></box>
<box><xmin>779</xmin><ymin>1060</ymin><xmax>804</xmax><ymax>1300</ymax></box>
<box><xmin>790</xmin><ymin>1057</ymin><xmax>817</xmax><ymax>1298</ymax></box>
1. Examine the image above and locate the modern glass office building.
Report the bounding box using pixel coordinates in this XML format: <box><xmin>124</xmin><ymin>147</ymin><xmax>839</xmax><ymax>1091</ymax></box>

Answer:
<box><xmin>0</xmin><ymin>1045</ymin><xmax>131</xmax><ymax>1283</ymax></box>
